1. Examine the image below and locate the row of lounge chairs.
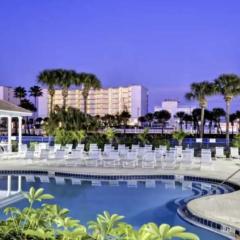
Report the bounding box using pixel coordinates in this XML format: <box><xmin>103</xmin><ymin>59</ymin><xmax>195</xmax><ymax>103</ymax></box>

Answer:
<box><xmin>1</xmin><ymin>143</ymin><xmax>238</xmax><ymax>169</ymax></box>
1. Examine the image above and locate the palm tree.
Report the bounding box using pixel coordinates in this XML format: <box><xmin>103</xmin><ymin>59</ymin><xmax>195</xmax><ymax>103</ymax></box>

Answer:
<box><xmin>183</xmin><ymin>113</ymin><xmax>193</xmax><ymax>131</ymax></box>
<box><xmin>214</xmin><ymin>74</ymin><xmax>240</xmax><ymax>148</ymax></box>
<box><xmin>174</xmin><ymin>111</ymin><xmax>185</xmax><ymax>131</ymax></box>
<box><xmin>78</xmin><ymin>73</ymin><xmax>101</xmax><ymax>115</ymax></box>
<box><xmin>38</xmin><ymin>70</ymin><xmax>57</xmax><ymax>115</ymax></box>
<box><xmin>119</xmin><ymin>110</ymin><xmax>131</xmax><ymax>128</ymax></box>
<box><xmin>212</xmin><ymin>108</ymin><xmax>225</xmax><ymax>134</ymax></box>
<box><xmin>138</xmin><ymin>116</ymin><xmax>146</xmax><ymax>127</ymax></box>
<box><xmin>185</xmin><ymin>81</ymin><xmax>215</xmax><ymax>139</ymax></box>
<box><xmin>29</xmin><ymin>85</ymin><xmax>43</xmax><ymax>118</ymax></box>
<box><xmin>57</xmin><ymin>69</ymin><xmax>77</xmax><ymax>109</ymax></box>
<box><xmin>14</xmin><ymin>86</ymin><xmax>27</xmax><ymax>103</ymax></box>
<box><xmin>145</xmin><ymin>113</ymin><xmax>154</xmax><ymax>127</ymax></box>
<box><xmin>154</xmin><ymin>110</ymin><xmax>171</xmax><ymax>134</ymax></box>
<box><xmin>192</xmin><ymin>108</ymin><xmax>202</xmax><ymax>135</ymax></box>
<box><xmin>205</xmin><ymin>110</ymin><xmax>214</xmax><ymax>134</ymax></box>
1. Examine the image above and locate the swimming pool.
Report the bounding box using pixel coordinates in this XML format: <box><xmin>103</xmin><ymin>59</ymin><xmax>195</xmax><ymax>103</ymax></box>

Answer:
<box><xmin>0</xmin><ymin>174</ymin><xmax>235</xmax><ymax>240</ymax></box>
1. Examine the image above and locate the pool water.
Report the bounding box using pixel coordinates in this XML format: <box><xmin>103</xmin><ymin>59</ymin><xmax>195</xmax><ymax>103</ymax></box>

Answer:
<box><xmin>0</xmin><ymin>176</ymin><xmax>231</xmax><ymax>240</ymax></box>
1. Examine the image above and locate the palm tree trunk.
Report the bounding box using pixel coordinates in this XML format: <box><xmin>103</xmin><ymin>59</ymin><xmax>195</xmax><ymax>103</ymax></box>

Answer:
<box><xmin>63</xmin><ymin>97</ymin><xmax>66</xmax><ymax>109</ymax></box>
<box><xmin>226</xmin><ymin>100</ymin><xmax>230</xmax><ymax>149</ymax></box>
<box><xmin>200</xmin><ymin>107</ymin><xmax>205</xmax><ymax>139</ymax></box>
<box><xmin>83</xmin><ymin>96</ymin><xmax>87</xmax><ymax>115</ymax></box>
<box><xmin>50</xmin><ymin>95</ymin><xmax>53</xmax><ymax>115</ymax></box>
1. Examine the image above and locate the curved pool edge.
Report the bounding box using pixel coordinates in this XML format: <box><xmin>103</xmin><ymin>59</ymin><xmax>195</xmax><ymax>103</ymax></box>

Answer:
<box><xmin>185</xmin><ymin>191</ymin><xmax>240</xmax><ymax>239</ymax></box>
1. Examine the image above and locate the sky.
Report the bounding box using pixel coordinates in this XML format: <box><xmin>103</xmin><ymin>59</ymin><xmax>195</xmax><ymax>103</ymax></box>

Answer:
<box><xmin>0</xmin><ymin>0</ymin><xmax>240</xmax><ymax>112</ymax></box>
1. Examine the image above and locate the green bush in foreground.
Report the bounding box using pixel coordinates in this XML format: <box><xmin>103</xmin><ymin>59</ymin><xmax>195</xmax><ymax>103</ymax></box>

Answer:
<box><xmin>0</xmin><ymin>187</ymin><xmax>199</xmax><ymax>240</ymax></box>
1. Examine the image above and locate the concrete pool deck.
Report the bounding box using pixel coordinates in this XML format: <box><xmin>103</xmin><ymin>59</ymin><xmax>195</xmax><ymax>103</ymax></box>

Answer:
<box><xmin>0</xmin><ymin>158</ymin><xmax>240</xmax><ymax>232</ymax></box>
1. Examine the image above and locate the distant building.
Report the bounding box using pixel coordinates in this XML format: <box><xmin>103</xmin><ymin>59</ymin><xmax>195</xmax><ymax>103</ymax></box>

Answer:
<box><xmin>37</xmin><ymin>85</ymin><xmax>148</xmax><ymax>125</ymax></box>
<box><xmin>0</xmin><ymin>86</ymin><xmax>19</xmax><ymax>105</ymax></box>
<box><xmin>154</xmin><ymin>99</ymin><xmax>196</xmax><ymax>129</ymax></box>
<box><xmin>36</xmin><ymin>88</ymin><xmax>48</xmax><ymax>119</ymax></box>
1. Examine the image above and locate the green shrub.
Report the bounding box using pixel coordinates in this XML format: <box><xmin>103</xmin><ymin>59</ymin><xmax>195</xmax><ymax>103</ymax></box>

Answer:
<box><xmin>0</xmin><ymin>187</ymin><xmax>199</xmax><ymax>240</ymax></box>
<box><xmin>172</xmin><ymin>131</ymin><xmax>188</xmax><ymax>146</ymax></box>
<box><xmin>29</xmin><ymin>141</ymin><xmax>38</xmax><ymax>151</ymax></box>
<box><xmin>11</xmin><ymin>140</ymin><xmax>18</xmax><ymax>152</ymax></box>
<box><xmin>232</xmin><ymin>134</ymin><xmax>240</xmax><ymax>148</ymax></box>
<box><xmin>104</xmin><ymin>128</ymin><xmax>117</xmax><ymax>144</ymax></box>
<box><xmin>138</xmin><ymin>128</ymin><xmax>149</xmax><ymax>146</ymax></box>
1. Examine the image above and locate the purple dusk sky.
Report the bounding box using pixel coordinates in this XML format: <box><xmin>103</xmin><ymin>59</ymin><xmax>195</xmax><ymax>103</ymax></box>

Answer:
<box><xmin>0</xmin><ymin>0</ymin><xmax>240</xmax><ymax>112</ymax></box>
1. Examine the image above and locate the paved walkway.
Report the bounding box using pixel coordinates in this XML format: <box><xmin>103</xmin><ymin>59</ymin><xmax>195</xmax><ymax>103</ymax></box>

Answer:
<box><xmin>0</xmin><ymin>158</ymin><xmax>240</xmax><ymax>229</ymax></box>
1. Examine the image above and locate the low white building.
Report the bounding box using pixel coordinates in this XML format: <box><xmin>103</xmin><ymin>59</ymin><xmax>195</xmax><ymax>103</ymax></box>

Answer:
<box><xmin>154</xmin><ymin>99</ymin><xmax>196</xmax><ymax>129</ymax></box>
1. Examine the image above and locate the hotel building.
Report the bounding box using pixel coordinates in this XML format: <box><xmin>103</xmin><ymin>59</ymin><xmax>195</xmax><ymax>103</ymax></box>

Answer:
<box><xmin>0</xmin><ymin>86</ymin><xmax>19</xmax><ymax>105</ymax></box>
<box><xmin>37</xmin><ymin>85</ymin><xmax>148</xmax><ymax>125</ymax></box>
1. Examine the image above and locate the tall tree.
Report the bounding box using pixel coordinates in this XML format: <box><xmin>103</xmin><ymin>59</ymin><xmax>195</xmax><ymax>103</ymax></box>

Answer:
<box><xmin>78</xmin><ymin>73</ymin><xmax>101</xmax><ymax>115</ymax></box>
<box><xmin>14</xmin><ymin>86</ymin><xmax>27</xmax><ymax>103</ymax></box>
<box><xmin>138</xmin><ymin>116</ymin><xmax>146</xmax><ymax>126</ymax></box>
<box><xmin>183</xmin><ymin>113</ymin><xmax>193</xmax><ymax>131</ymax></box>
<box><xmin>154</xmin><ymin>110</ymin><xmax>171</xmax><ymax>134</ymax></box>
<box><xmin>57</xmin><ymin>69</ymin><xmax>77</xmax><ymax>109</ymax></box>
<box><xmin>38</xmin><ymin>70</ymin><xmax>57</xmax><ymax>115</ymax></box>
<box><xmin>119</xmin><ymin>111</ymin><xmax>131</xmax><ymax>128</ymax></box>
<box><xmin>29</xmin><ymin>85</ymin><xmax>43</xmax><ymax>117</ymax></box>
<box><xmin>185</xmin><ymin>81</ymin><xmax>215</xmax><ymax>138</ymax></box>
<box><xmin>212</xmin><ymin>108</ymin><xmax>225</xmax><ymax>134</ymax></box>
<box><xmin>174</xmin><ymin>111</ymin><xmax>185</xmax><ymax>131</ymax></box>
<box><xmin>214</xmin><ymin>74</ymin><xmax>240</xmax><ymax>148</ymax></box>
<box><xmin>145</xmin><ymin>113</ymin><xmax>154</xmax><ymax>127</ymax></box>
<box><xmin>205</xmin><ymin>110</ymin><xmax>214</xmax><ymax>134</ymax></box>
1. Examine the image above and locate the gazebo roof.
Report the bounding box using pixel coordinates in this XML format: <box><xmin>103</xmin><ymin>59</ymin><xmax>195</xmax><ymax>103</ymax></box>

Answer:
<box><xmin>0</xmin><ymin>100</ymin><xmax>32</xmax><ymax>117</ymax></box>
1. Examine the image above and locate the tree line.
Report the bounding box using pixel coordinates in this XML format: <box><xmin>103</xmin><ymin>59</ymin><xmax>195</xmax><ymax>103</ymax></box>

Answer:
<box><xmin>138</xmin><ymin>73</ymin><xmax>240</xmax><ymax>149</ymax></box>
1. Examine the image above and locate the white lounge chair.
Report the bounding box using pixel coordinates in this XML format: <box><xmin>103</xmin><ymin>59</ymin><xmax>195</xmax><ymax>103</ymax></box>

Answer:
<box><xmin>38</xmin><ymin>149</ymin><xmax>50</xmax><ymax>160</ymax></box>
<box><xmin>54</xmin><ymin>144</ymin><xmax>61</xmax><ymax>152</ymax></box>
<box><xmin>131</xmin><ymin>144</ymin><xmax>139</xmax><ymax>152</ymax></box>
<box><xmin>122</xmin><ymin>151</ymin><xmax>138</xmax><ymax>168</ymax></box>
<box><xmin>53</xmin><ymin>150</ymin><xmax>67</xmax><ymax>160</ymax></box>
<box><xmin>39</xmin><ymin>142</ymin><xmax>49</xmax><ymax>150</ymax></box>
<box><xmin>215</xmin><ymin>147</ymin><xmax>226</xmax><ymax>159</ymax></box>
<box><xmin>142</xmin><ymin>152</ymin><xmax>156</xmax><ymax>168</ymax></box>
<box><xmin>201</xmin><ymin>149</ymin><xmax>212</xmax><ymax>168</ymax></box>
<box><xmin>89</xmin><ymin>144</ymin><xmax>98</xmax><ymax>151</ymax></box>
<box><xmin>85</xmin><ymin>149</ymin><xmax>101</xmax><ymax>167</ymax></box>
<box><xmin>68</xmin><ymin>149</ymin><xmax>83</xmax><ymax>160</ymax></box>
<box><xmin>161</xmin><ymin>150</ymin><xmax>177</xmax><ymax>169</ymax></box>
<box><xmin>181</xmin><ymin>149</ymin><xmax>194</xmax><ymax>169</ymax></box>
<box><xmin>230</xmin><ymin>147</ymin><xmax>239</xmax><ymax>160</ymax></box>
<box><xmin>103</xmin><ymin>151</ymin><xmax>120</xmax><ymax>167</ymax></box>
<box><xmin>76</xmin><ymin>144</ymin><xmax>85</xmax><ymax>151</ymax></box>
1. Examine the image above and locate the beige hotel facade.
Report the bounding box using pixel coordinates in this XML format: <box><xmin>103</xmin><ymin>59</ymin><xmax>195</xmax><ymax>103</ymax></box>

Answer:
<box><xmin>37</xmin><ymin>85</ymin><xmax>148</xmax><ymax>124</ymax></box>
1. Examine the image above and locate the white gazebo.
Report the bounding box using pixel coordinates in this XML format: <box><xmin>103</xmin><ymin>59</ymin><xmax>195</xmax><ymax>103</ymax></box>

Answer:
<box><xmin>0</xmin><ymin>100</ymin><xmax>32</xmax><ymax>152</ymax></box>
